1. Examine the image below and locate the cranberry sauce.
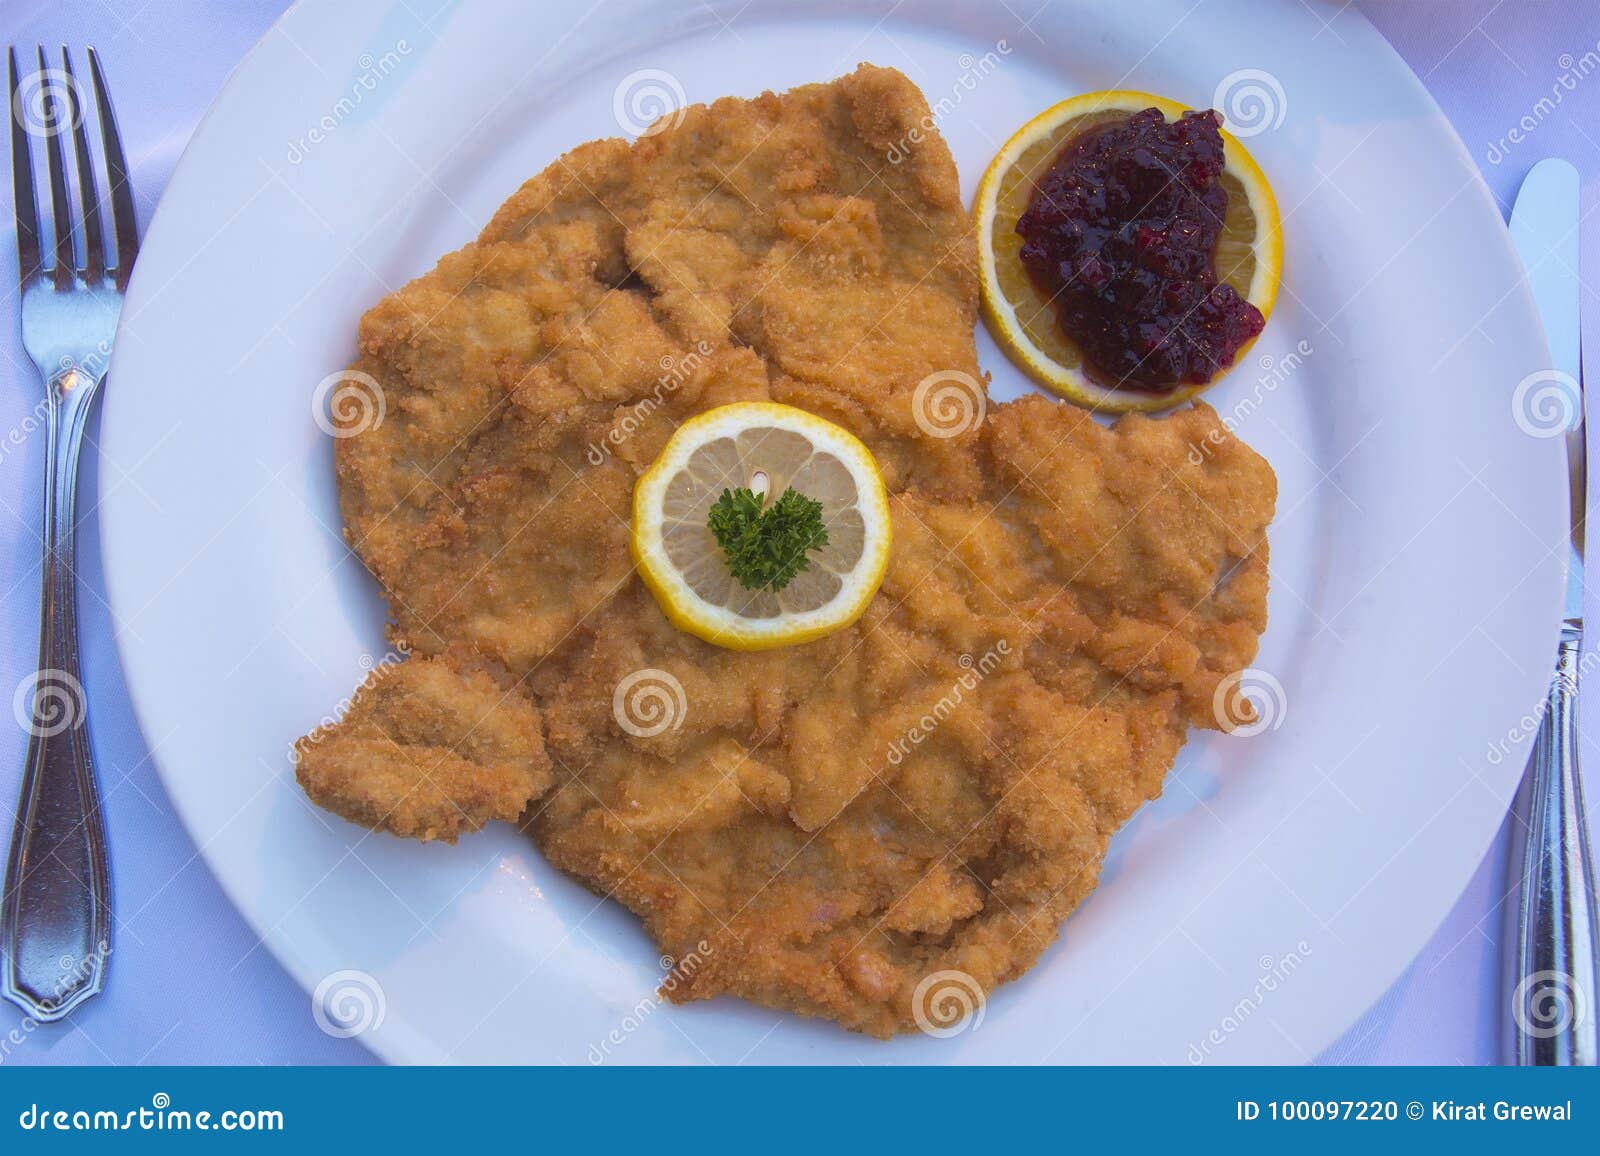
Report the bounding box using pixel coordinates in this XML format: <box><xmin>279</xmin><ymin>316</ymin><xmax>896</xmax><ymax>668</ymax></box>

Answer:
<box><xmin>1015</xmin><ymin>107</ymin><xmax>1264</xmax><ymax>391</ymax></box>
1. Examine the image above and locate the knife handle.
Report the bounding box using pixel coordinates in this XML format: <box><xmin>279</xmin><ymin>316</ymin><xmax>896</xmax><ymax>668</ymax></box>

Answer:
<box><xmin>1505</xmin><ymin>622</ymin><xmax>1600</xmax><ymax>1064</ymax></box>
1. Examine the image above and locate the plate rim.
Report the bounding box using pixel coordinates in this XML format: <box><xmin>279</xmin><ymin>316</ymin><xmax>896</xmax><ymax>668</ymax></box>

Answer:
<box><xmin>97</xmin><ymin>0</ymin><xmax>1566</xmax><ymax>1064</ymax></box>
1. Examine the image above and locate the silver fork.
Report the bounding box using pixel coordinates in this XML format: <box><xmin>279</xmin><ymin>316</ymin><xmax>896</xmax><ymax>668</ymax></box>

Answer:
<box><xmin>2</xmin><ymin>46</ymin><xmax>136</xmax><ymax>1022</ymax></box>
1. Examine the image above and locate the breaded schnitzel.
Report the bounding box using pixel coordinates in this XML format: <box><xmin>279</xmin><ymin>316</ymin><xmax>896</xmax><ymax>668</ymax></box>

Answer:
<box><xmin>294</xmin><ymin>64</ymin><xmax>1276</xmax><ymax>1037</ymax></box>
<box><xmin>297</xmin><ymin>647</ymin><xmax>549</xmax><ymax>843</ymax></box>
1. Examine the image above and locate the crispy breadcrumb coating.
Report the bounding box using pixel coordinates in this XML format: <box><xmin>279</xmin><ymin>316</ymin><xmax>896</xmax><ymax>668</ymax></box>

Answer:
<box><xmin>294</xmin><ymin>652</ymin><xmax>549</xmax><ymax>843</ymax></box>
<box><xmin>297</xmin><ymin>65</ymin><xmax>1276</xmax><ymax>1036</ymax></box>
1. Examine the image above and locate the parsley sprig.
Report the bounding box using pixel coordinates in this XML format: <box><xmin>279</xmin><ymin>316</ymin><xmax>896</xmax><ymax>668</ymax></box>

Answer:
<box><xmin>708</xmin><ymin>485</ymin><xmax>829</xmax><ymax>593</ymax></box>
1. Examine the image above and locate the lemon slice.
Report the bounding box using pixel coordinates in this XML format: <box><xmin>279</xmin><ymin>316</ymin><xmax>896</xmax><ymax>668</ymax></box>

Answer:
<box><xmin>632</xmin><ymin>402</ymin><xmax>891</xmax><ymax>650</ymax></box>
<box><xmin>975</xmin><ymin>89</ymin><xmax>1283</xmax><ymax>413</ymax></box>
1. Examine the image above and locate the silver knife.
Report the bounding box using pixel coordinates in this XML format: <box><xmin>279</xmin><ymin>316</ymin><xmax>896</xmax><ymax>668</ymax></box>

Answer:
<box><xmin>1504</xmin><ymin>157</ymin><xmax>1599</xmax><ymax>1065</ymax></box>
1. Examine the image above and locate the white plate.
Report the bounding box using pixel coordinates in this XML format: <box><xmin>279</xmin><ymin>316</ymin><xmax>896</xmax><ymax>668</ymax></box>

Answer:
<box><xmin>100</xmin><ymin>0</ymin><xmax>1565</xmax><ymax>1064</ymax></box>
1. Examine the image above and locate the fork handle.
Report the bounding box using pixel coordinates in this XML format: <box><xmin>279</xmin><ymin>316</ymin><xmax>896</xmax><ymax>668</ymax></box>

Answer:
<box><xmin>1505</xmin><ymin>622</ymin><xmax>1600</xmax><ymax>1064</ymax></box>
<box><xmin>1</xmin><ymin>370</ymin><xmax>111</xmax><ymax>1022</ymax></box>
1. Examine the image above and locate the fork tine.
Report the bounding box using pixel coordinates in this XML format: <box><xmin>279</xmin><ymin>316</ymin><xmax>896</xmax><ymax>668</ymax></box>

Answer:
<box><xmin>36</xmin><ymin>47</ymin><xmax>72</xmax><ymax>287</ymax></box>
<box><xmin>86</xmin><ymin>47</ymin><xmax>135</xmax><ymax>288</ymax></box>
<box><xmin>61</xmin><ymin>47</ymin><xmax>101</xmax><ymax>279</ymax></box>
<box><xmin>8</xmin><ymin>47</ymin><xmax>42</xmax><ymax>287</ymax></box>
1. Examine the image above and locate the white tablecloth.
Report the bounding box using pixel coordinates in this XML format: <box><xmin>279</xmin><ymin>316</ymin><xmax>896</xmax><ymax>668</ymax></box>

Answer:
<box><xmin>0</xmin><ymin>0</ymin><xmax>1594</xmax><ymax>1065</ymax></box>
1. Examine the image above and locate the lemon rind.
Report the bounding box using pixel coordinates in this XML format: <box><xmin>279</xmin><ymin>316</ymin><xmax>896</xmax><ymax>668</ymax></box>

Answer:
<box><xmin>974</xmin><ymin>89</ymin><xmax>1282</xmax><ymax>415</ymax></box>
<box><xmin>631</xmin><ymin>402</ymin><xmax>892</xmax><ymax>651</ymax></box>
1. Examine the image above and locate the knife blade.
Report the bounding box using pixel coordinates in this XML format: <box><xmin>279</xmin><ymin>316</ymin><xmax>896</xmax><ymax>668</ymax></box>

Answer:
<box><xmin>1504</xmin><ymin>156</ymin><xmax>1598</xmax><ymax>1066</ymax></box>
<box><xmin>1509</xmin><ymin>158</ymin><xmax>1583</xmax><ymax>616</ymax></box>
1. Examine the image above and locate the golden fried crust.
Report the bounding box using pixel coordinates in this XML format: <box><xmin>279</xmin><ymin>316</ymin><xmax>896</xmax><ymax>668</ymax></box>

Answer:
<box><xmin>294</xmin><ymin>654</ymin><xmax>550</xmax><ymax>843</ymax></box>
<box><xmin>300</xmin><ymin>64</ymin><xmax>1278</xmax><ymax>1035</ymax></box>
<box><xmin>983</xmin><ymin>396</ymin><xmax>1277</xmax><ymax>727</ymax></box>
